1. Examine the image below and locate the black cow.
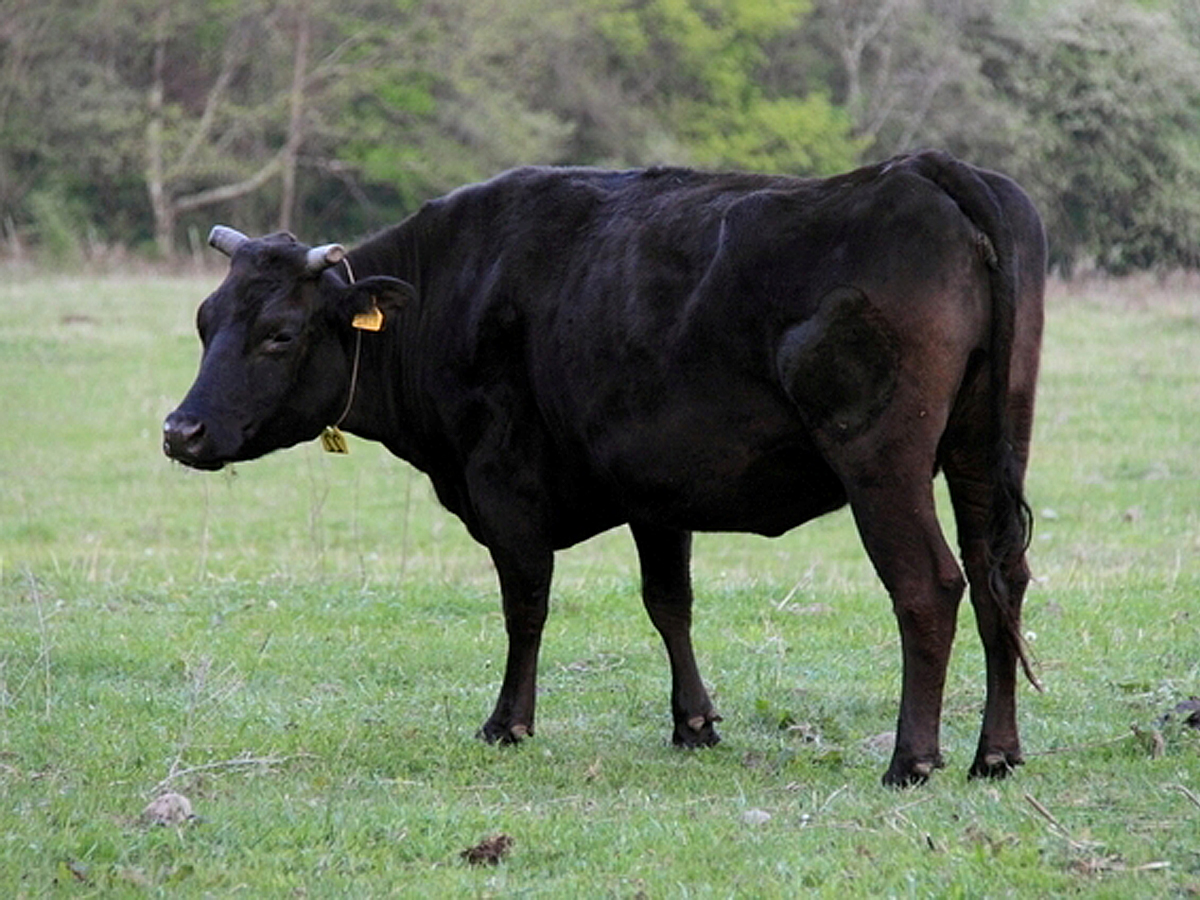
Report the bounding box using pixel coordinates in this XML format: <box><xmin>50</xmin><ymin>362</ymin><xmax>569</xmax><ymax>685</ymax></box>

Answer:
<box><xmin>163</xmin><ymin>151</ymin><xmax>1044</xmax><ymax>785</ymax></box>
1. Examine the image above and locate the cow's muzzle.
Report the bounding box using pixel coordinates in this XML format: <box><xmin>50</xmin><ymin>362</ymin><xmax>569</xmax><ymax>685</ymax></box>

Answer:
<box><xmin>162</xmin><ymin>410</ymin><xmax>225</xmax><ymax>470</ymax></box>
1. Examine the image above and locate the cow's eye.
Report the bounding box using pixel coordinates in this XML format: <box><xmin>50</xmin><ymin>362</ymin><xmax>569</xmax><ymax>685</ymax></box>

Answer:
<box><xmin>263</xmin><ymin>331</ymin><xmax>296</xmax><ymax>353</ymax></box>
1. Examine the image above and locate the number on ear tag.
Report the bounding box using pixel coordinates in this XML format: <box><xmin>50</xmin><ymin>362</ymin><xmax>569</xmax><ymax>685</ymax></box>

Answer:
<box><xmin>352</xmin><ymin>301</ymin><xmax>384</xmax><ymax>332</ymax></box>
<box><xmin>320</xmin><ymin>426</ymin><xmax>349</xmax><ymax>454</ymax></box>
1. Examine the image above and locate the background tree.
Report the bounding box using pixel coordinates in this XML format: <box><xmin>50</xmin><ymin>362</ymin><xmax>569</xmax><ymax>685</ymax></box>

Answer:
<box><xmin>143</xmin><ymin>1</ymin><xmax>282</xmax><ymax>257</ymax></box>
<box><xmin>978</xmin><ymin>0</ymin><xmax>1200</xmax><ymax>274</ymax></box>
<box><xmin>588</xmin><ymin>0</ymin><xmax>864</xmax><ymax>174</ymax></box>
<box><xmin>1</xmin><ymin>0</ymin><xmax>151</xmax><ymax>259</ymax></box>
<box><xmin>807</xmin><ymin>0</ymin><xmax>1200</xmax><ymax>273</ymax></box>
<box><xmin>142</xmin><ymin>0</ymin><xmax>441</xmax><ymax>254</ymax></box>
<box><xmin>810</xmin><ymin>0</ymin><xmax>1000</xmax><ymax>153</ymax></box>
<box><xmin>4</xmin><ymin>0</ymin><xmax>1200</xmax><ymax>274</ymax></box>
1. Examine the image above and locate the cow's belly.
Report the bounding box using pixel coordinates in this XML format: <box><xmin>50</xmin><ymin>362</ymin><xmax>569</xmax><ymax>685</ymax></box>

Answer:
<box><xmin>590</xmin><ymin>418</ymin><xmax>848</xmax><ymax>537</ymax></box>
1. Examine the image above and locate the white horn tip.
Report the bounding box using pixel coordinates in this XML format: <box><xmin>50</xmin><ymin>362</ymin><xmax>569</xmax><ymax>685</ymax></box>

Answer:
<box><xmin>208</xmin><ymin>225</ymin><xmax>250</xmax><ymax>256</ymax></box>
<box><xmin>306</xmin><ymin>243</ymin><xmax>347</xmax><ymax>272</ymax></box>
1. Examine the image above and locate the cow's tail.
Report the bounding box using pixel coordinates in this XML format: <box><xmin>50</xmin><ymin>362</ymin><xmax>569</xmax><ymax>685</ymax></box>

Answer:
<box><xmin>910</xmin><ymin>150</ymin><xmax>1040</xmax><ymax>691</ymax></box>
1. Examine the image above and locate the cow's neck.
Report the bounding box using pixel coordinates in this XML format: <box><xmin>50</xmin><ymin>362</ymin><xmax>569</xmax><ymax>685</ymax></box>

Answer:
<box><xmin>332</xmin><ymin>221</ymin><xmax>430</xmax><ymax>469</ymax></box>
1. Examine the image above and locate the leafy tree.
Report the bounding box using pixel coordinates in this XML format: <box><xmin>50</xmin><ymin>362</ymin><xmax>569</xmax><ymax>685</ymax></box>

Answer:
<box><xmin>143</xmin><ymin>0</ymin><xmax>442</xmax><ymax>254</ymax></box>
<box><xmin>0</xmin><ymin>0</ymin><xmax>151</xmax><ymax>257</ymax></box>
<box><xmin>976</xmin><ymin>0</ymin><xmax>1200</xmax><ymax>273</ymax></box>
<box><xmin>809</xmin><ymin>0</ymin><xmax>1200</xmax><ymax>274</ymax></box>
<box><xmin>338</xmin><ymin>0</ymin><xmax>575</xmax><ymax>209</ymax></box>
<box><xmin>4</xmin><ymin>0</ymin><xmax>1200</xmax><ymax>273</ymax></box>
<box><xmin>810</xmin><ymin>0</ymin><xmax>1001</xmax><ymax>154</ymax></box>
<box><xmin>590</xmin><ymin>0</ymin><xmax>865</xmax><ymax>174</ymax></box>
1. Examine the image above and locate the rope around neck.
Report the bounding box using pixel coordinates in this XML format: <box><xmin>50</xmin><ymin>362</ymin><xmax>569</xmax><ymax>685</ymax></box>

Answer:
<box><xmin>333</xmin><ymin>256</ymin><xmax>362</xmax><ymax>429</ymax></box>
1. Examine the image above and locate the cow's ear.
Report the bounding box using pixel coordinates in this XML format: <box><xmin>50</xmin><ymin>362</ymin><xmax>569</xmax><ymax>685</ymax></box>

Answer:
<box><xmin>340</xmin><ymin>276</ymin><xmax>415</xmax><ymax>332</ymax></box>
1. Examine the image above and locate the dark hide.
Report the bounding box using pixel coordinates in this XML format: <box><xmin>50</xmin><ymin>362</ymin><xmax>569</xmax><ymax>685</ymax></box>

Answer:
<box><xmin>164</xmin><ymin>151</ymin><xmax>1045</xmax><ymax>785</ymax></box>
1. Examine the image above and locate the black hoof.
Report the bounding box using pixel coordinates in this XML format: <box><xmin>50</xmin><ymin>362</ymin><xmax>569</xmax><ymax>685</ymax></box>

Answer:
<box><xmin>477</xmin><ymin>721</ymin><xmax>531</xmax><ymax>745</ymax></box>
<box><xmin>672</xmin><ymin>713</ymin><xmax>722</xmax><ymax>748</ymax></box>
<box><xmin>882</xmin><ymin>754</ymin><xmax>945</xmax><ymax>788</ymax></box>
<box><xmin>968</xmin><ymin>750</ymin><xmax>1023</xmax><ymax>780</ymax></box>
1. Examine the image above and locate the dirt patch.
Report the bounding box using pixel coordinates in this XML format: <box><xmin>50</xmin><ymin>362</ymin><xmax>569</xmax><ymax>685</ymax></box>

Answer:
<box><xmin>461</xmin><ymin>833</ymin><xmax>514</xmax><ymax>866</ymax></box>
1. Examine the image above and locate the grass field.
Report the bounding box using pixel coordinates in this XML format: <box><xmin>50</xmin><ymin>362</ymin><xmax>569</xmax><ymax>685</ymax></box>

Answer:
<box><xmin>1</xmin><ymin>270</ymin><xmax>1197</xmax><ymax>896</ymax></box>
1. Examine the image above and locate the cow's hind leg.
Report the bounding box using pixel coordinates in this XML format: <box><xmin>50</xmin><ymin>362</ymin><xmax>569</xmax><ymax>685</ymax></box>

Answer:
<box><xmin>943</xmin><ymin>420</ymin><xmax>1032</xmax><ymax>778</ymax></box>
<box><xmin>844</xmin><ymin>477</ymin><xmax>966</xmax><ymax>786</ymax></box>
<box><xmin>478</xmin><ymin>544</ymin><xmax>553</xmax><ymax>744</ymax></box>
<box><xmin>778</xmin><ymin>285</ymin><xmax>964</xmax><ymax>784</ymax></box>
<box><xmin>631</xmin><ymin>522</ymin><xmax>721</xmax><ymax>747</ymax></box>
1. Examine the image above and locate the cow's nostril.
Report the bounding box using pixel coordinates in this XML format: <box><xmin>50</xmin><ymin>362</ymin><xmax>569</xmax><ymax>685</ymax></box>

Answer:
<box><xmin>163</xmin><ymin>412</ymin><xmax>207</xmax><ymax>459</ymax></box>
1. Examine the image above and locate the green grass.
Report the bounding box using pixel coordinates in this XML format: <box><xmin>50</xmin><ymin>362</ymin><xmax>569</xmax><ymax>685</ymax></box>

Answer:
<box><xmin>1</xmin><ymin>271</ymin><xmax>1198</xmax><ymax>896</ymax></box>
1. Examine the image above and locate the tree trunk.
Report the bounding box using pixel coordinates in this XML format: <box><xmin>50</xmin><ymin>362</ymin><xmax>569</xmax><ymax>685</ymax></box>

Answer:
<box><xmin>145</xmin><ymin>7</ymin><xmax>173</xmax><ymax>258</ymax></box>
<box><xmin>279</xmin><ymin>1</ymin><xmax>311</xmax><ymax>233</ymax></box>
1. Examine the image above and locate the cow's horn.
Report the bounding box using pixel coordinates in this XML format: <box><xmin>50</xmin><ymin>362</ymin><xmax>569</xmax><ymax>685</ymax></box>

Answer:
<box><xmin>208</xmin><ymin>225</ymin><xmax>250</xmax><ymax>257</ymax></box>
<box><xmin>306</xmin><ymin>243</ymin><xmax>347</xmax><ymax>273</ymax></box>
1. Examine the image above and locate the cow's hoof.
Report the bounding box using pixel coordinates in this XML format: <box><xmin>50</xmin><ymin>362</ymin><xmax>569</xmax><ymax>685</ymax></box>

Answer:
<box><xmin>882</xmin><ymin>754</ymin><xmax>945</xmax><ymax>788</ymax></box>
<box><xmin>477</xmin><ymin>720</ymin><xmax>531</xmax><ymax>745</ymax></box>
<box><xmin>672</xmin><ymin>713</ymin><xmax>722</xmax><ymax>749</ymax></box>
<box><xmin>968</xmin><ymin>750</ymin><xmax>1023</xmax><ymax>780</ymax></box>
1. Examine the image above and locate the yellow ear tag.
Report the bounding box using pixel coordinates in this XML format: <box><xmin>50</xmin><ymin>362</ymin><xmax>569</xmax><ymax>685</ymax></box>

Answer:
<box><xmin>352</xmin><ymin>301</ymin><xmax>384</xmax><ymax>332</ymax></box>
<box><xmin>320</xmin><ymin>425</ymin><xmax>349</xmax><ymax>454</ymax></box>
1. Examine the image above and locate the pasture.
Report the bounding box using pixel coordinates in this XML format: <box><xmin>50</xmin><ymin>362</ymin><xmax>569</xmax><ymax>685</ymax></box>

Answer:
<box><xmin>0</xmin><ymin>271</ymin><xmax>1197</xmax><ymax>896</ymax></box>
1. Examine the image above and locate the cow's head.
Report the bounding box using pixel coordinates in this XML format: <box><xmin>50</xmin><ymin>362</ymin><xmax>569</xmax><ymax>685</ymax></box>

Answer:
<box><xmin>163</xmin><ymin>226</ymin><xmax>413</xmax><ymax>470</ymax></box>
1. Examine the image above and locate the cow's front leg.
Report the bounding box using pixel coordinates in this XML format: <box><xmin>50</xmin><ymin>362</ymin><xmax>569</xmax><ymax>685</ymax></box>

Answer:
<box><xmin>478</xmin><ymin>544</ymin><xmax>553</xmax><ymax>744</ymax></box>
<box><xmin>631</xmin><ymin>522</ymin><xmax>721</xmax><ymax>748</ymax></box>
